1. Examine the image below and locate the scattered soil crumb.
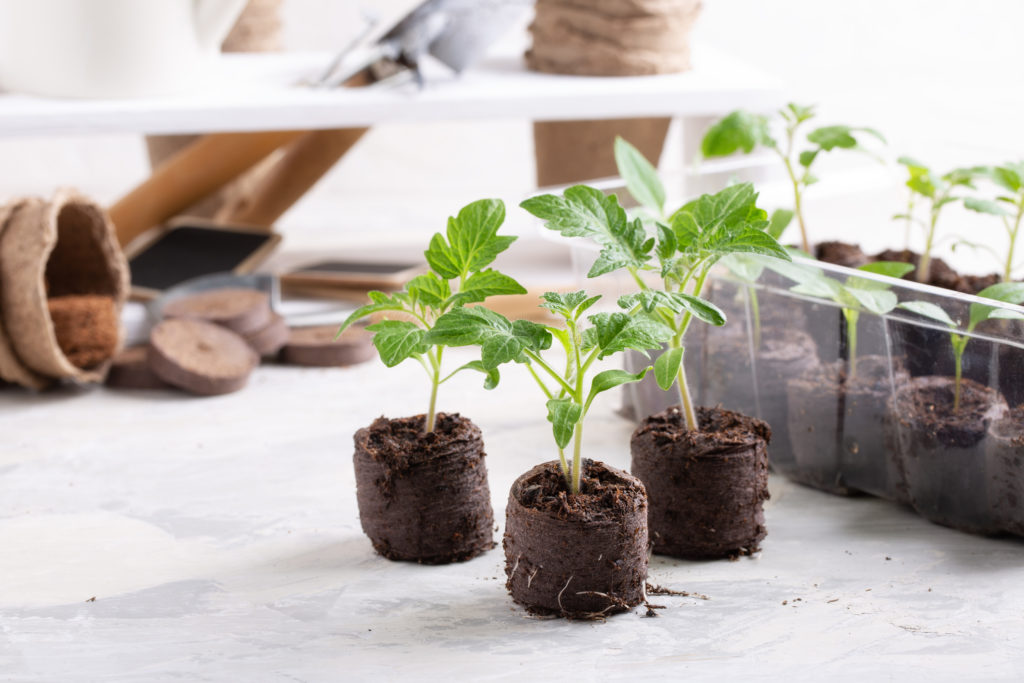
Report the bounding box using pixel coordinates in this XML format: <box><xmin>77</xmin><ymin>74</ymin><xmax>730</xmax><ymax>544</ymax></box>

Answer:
<box><xmin>85</xmin><ymin>596</ymin><xmax>95</xmax><ymax>603</ymax></box>
<box><xmin>866</xmin><ymin>588</ymin><xmax>872</xmax><ymax>592</ymax></box>
<box><xmin>643</xmin><ymin>602</ymin><xmax>666</xmax><ymax>617</ymax></box>
<box><xmin>646</xmin><ymin>583</ymin><xmax>710</xmax><ymax>600</ymax></box>
<box><xmin>885</xmin><ymin>556</ymin><xmax>892</xmax><ymax>561</ymax></box>
<box><xmin>827</xmin><ymin>599</ymin><xmax>839</xmax><ymax>604</ymax></box>
<box><xmin>928</xmin><ymin>588</ymin><xmax>932</xmax><ymax>592</ymax></box>
<box><xmin>782</xmin><ymin>600</ymin><xmax>788</xmax><ymax>605</ymax></box>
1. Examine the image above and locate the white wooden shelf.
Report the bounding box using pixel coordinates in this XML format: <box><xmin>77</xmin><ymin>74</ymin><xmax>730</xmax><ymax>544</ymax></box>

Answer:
<box><xmin>0</xmin><ymin>43</ymin><xmax>784</xmax><ymax>137</ymax></box>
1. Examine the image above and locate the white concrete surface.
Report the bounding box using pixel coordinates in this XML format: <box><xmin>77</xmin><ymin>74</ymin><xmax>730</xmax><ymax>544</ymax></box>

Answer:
<box><xmin>2</xmin><ymin>351</ymin><xmax>1023</xmax><ymax>681</ymax></box>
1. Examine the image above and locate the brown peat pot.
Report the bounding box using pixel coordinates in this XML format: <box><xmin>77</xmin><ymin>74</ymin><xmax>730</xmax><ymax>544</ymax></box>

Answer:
<box><xmin>891</xmin><ymin>376</ymin><xmax>1008</xmax><ymax>533</ymax></box>
<box><xmin>987</xmin><ymin>407</ymin><xmax>1024</xmax><ymax>536</ymax></box>
<box><xmin>503</xmin><ymin>460</ymin><xmax>648</xmax><ymax>618</ymax></box>
<box><xmin>786</xmin><ymin>356</ymin><xmax>908</xmax><ymax>497</ymax></box>
<box><xmin>631</xmin><ymin>405</ymin><xmax>770</xmax><ymax>559</ymax></box>
<box><xmin>353</xmin><ymin>413</ymin><xmax>494</xmax><ymax>564</ymax></box>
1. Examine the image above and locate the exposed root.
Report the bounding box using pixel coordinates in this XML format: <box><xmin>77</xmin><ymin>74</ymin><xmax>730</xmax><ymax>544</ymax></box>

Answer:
<box><xmin>556</xmin><ymin>575</ymin><xmax>573</xmax><ymax>613</ymax></box>
<box><xmin>646</xmin><ymin>582</ymin><xmax>710</xmax><ymax>600</ymax></box>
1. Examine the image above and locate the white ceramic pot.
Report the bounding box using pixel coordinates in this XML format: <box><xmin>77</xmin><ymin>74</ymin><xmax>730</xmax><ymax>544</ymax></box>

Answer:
<box><xmin>0</xmin><ymin>0</ymin><xmax>247</xmax><ymax>98</ymax></box>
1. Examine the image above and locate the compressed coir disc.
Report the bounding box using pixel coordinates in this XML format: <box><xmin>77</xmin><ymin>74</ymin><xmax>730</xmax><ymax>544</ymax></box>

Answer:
<box><xmin>162</xmin><ymin>288</ymin><xmax>272</xmax><ymax>336</ymax></box>
<box><xmin>105</xmin><ymin>345</ymin><xmax>169</xmax><ymax>390</ymax></box>
<box><xmin>243</xmin><ymin>312</ymin><xmax>289</xmax><ymax>357</ymax></box>
<box><xmin>280</xmin><ymin>324</ymin><xmax>374</xmax><ymax>367</ymax></box>
<box><xmin>148</xmin><ymin>318</ymin><xmax>258</xmax><ymax>396</ymax></box>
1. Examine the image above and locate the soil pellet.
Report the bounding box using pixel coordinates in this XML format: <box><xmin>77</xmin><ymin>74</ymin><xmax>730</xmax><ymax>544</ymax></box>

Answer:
<box><xmin>162</xmin><ymin>288</ymin><xmax>272</xmax><ymax>335</ymax></box>
<box><xmin>105</xmin><ymin>345</ymin><xmax>168</xmax><ymax>390</ymax></box>
<box><xmin>148</xmin><ymin>318</ymin><xmax>257</xmax><ymax>396</ymax></box>
<box><xmin>243</xmin><ymin>312</ymin><xmax>289</xmax><ymax>357</ymax></box>
<box><xmin>280</xmin><ymin>324</ymin><xmax>374</xmax><ymax>367</ymax></box>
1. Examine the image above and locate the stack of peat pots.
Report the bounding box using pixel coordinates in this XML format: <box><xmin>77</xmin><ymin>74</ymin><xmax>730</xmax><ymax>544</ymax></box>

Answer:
<box><xmin>529</xmin><ymin>0</ymin><xmax>702</xmax><ymax>186</ymax></box>
<box><xmin>0</xmin><ymin>191</ymin><xmax>129</xmax><ymax>390</ymax></box>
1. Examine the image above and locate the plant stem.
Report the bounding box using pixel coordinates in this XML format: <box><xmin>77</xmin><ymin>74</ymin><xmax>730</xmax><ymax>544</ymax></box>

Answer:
<box><xmin>844</xmin><ymin>309</ymin><xmax>859</xmax><ymax>379</ymax></box>
<box><xmin>953</xmin><ymin>348</ymin><xmax>963</xmax><ymax>413</ymax></box>
<box><xmin>749</xmin><ymin>287</ymin><xmax>762</xmax><ymax>350</ymax></box>
<box><xmin>425</xmin><ymin>346</ymin><xmax>443</xmax><ymax>432</ymax></box>
<box><xmin>1006</xmin><ymin>204</ymin><xmax>1024</xmax><ymax>282</ymax></box>
<box><xmin>917</xmin><ymin>203</ymin><xmax>940</xmax><ymax>284</ymax></box>
<box><xmin>675</xmin><ymin>351</ymin><xmax>699</xmax><ymax>432</ymax></box>
<box><xmin>904</xmin><ymin>191</ymin><xmax>916</xmax><ymax>252</ymax></box>
<box><xmin>777</xmin><ymin>132</ymin><xmax>809</xmax><ymax>254</ymax></box>
<box><xmin>570</xmin><ymin>421</ymin><xmax>583</xmax><ymax>494</ymax></box>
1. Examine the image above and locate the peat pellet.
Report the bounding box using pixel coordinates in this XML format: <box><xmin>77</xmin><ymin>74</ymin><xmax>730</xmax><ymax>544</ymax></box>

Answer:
<box><xmin>353</xmin><ymin>413</ymin><xmax>494</xmax><ymax>564</ymax></box>
<box><xmin>243</xmin><ymin>312</ymin><xmax>289</xmax><ymax>358</ymax></box>
<box><xmin>47</xmin><ymin>294</ymin><xmax>119</xmax><ymax>369</ymax></box>
<box><xmin>631</xmin><ymin>405</ymin><xmax>771</xmax><ymax>560</ymax></box>
<box><xmin>105</xmin><ymin>345</ymin><xmax>169</xmax><ymax>390</ymax></box>
<box><xmin>504</xmin><ymin>460</ymin><xmax>648</xmax><ymax>618</ymax></box>
<box><xmin>148</xmin><ymin>318</ymin><xmax>258</xmax><ymax>396</ymax></box>
<box><xmin>280</xmin><ymin>324</ymin><xmax>374</xmax><ymax>367</ymax></box>
<box><xmin>162</xmin><ymin>288</ymin><xmax>272</xmax><ymax>336</ymax></box>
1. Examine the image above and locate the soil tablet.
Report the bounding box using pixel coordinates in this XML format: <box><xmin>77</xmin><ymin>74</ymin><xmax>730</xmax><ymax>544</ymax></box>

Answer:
<box><xmin>243</xmin><ymin>312</ymin><xmax>289</xmax><ymax>358</ymax></box>
<box><xmin>162</xmin><ymin>288</ymin><xmax>271</xmax><ymax>335</ymax></box>
<box><xmin>280</xmin><ymin>324</ymin><xmax>374</xmax><ymax>367</ymax></box>
<box><xmin>148</xmin><ymin>318</ymin><xmax>258</xmax><ymax>396</ymax></box>
<box><xmin>105</xmin><ymin>345</ymin><xmax>169</xmax><ymax>390</ymax></box>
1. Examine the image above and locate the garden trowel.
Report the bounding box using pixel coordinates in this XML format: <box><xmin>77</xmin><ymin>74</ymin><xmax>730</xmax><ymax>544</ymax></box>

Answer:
<box><xmin>110</xmin><ymin>0</ymin><xmax>530</xmax><ymax>246</ymax></box>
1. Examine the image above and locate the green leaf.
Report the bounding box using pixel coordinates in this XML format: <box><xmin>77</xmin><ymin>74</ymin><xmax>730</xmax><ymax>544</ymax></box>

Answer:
<box><xmin>969</xmin><ymin>282</ymin><xmax>1024</xmax><ymax>331</ymax></box>
<box><xmin>618</xmin><ymin>290</ymin><xmax>725</xmax><ymax>325</ymax></box>
<box><xmin>988</xmin><ymin>165</ymin><xmax>1023</xmax><ymax>193</ymax></box>
<box><xmin>614</xmin><ymin>136</ymin><xmax>665</xmax><ymax>215</ymax></box>
<box><xmin>656</xmin><ymin>222</ymin><xmax>677</xmax><ymax>262</ymax></box>
<box><xmin>424</xmin><ymin>199</ymin><xmax>516</xmax><ymax>280</ymax></box>
<box><xmin>785</xmin><ymin>103</ymin><xmax>816</xmax><ymax>123</ymax></box>
<box><xmin>407</xmin><ymin>272</ymin><xmax>451</xmax><ymax>307</ymax></box>
<box><xmin>426</xmin><ymin>307</ymin><xmax>551</xmax><ymax>369</ymax></box>
<box><xmin>653</xmin><ymin>347</ymin><xmax>684</xmax><ymax>391</ymax></box>
<box><xmin>963</xmin><ymin>197</ymin><xmax>1011</xmax><ymax>216</ymax></box>
<box><xmin>540</xmin><ymin>291</ymin><xmax>602</xmax><ymax>319</ymax></box>
<box><xmin>365</xmin><ymin>320</ymin><xmax>427</xmax><ymax>367</ymax></box>
<box><xmin>521</xmin><ymin>186</ymin><xmax>652</xmax><ymax>276</ymax></box>
<box><xmin>807</xmin><ymin>125</ymin><xmax>858</xmax><ymax>150</ymax></box>
<box><xmin>701</xmin><ymin>110</ymin><xmax>774</xmax><ymax>157</ymax></box>
<box><xmin>705</xmin><ymin>225</ymin><xmax>792</xmax><ymax>261</ymax></box>
<box><xmin>898</xmin><ymin>301</ymin><xmax>956</xmax><ymax>328</ymax></box>
<box><xmin>586</xmin><ymin>312</ymin><xmax>673</xmax><ymax>358</ymax></box>
<box><xmin>335</xmin><ymin>292</ymin><xmax>408</xmax><ymax>337</ymax></box>
<box><xmin>546</xmin><ymin>398</ymin><xmax>583</xmax><ymax>449</ymax></box>
<box><xmin>799</xmin><ymin>149</ymin><xmax>819</xmax><ymax>168</ymax></box>
<box><xmin>721</xmin><ymin>253</ymin><xmax>765</xmax><ymax>283</ymax></box>
<box><xmin>450</xmin><ymin>360</ymin><xmax>500</xmax><ymax>390</ymax></box>
<box><xmin>844</xmin><ymin>261</ymin><xmax>914</xmax><ymax>293</ymax></box>
<box><xmin>449</xmin><ymin>198</ymin><xmax>515</xmax><ymax>273</ymax></box>
<box><xmin>584</xmin><ymin>367</ymin><xmax>651</xmax><ymax>412</ymax></box>
<box><xmin>448</xmin><ymin>269</ymin><xmax>526</xmax><ymax>306</ymax></box>
<box><xmin>768</xmin><ymin>209</ymin><xmax>794</xmax><ymax>240</ymax></box>
<box><xmin>424</xmin><ymin>232</ymin><xmax>462</xmax><ymax>280</ymax></box>
<box><xmin>842</xmin><ymin>288</ymin><xmax>898</xmax><ymax>316</ymax></box>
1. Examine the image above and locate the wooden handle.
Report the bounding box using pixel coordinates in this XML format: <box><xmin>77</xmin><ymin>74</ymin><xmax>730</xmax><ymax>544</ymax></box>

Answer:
<box><xmin>214</xmin><ymin>127</ymin><xmax>370</xmax><ymax>227</ymax></box>
<box><xmin>109</xmin><ymin>130</ymin><xmax>304</xmax><ymax>247</ymax></box>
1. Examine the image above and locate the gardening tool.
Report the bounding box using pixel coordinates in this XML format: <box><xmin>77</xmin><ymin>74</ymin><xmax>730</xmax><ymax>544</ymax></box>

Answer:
<box><xmin>110</xmin><ymin>0</ymin><xmax>530</xmax><ymax>246</ymax></box>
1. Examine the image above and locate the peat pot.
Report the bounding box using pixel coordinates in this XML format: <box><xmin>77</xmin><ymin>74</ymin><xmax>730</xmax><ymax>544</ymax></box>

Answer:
<box><xmin>353</xmin><ymin>413</ymin><xmax>494</xmax><ymax>564</ymax></box>
<box><xmin>503</xmin><ymin>460</ymin><xmax>648</xmax><ymax>619</ymax></box>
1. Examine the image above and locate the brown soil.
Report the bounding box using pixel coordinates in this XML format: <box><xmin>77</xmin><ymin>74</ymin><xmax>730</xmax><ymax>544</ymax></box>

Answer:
<box><xmin>353</xmin><ymin>413</ymin><xmax>494</xmax><ymax>564</ymax></box>
<box><xmin>46</xmin><ymin>294</ymin><xmax>119</xmax><ymax>368</ymax></box>
<box><xmin>631</xmin><ymin>405</ymin><xmax>770</xmax><ymax>559</ymax></box>
<box><xmin>874</xmin><ymin>249</ymin><xmax>999</xmax><ymax>295</ymax></box>
<box><xmin>816</xmin><ymin>241</ymin><xmax>869</xmax><ymax>269</ymax></box>
<box><xmin>892</xmin><ymin>376</ymin><xmax>1008</xmax><ymax>533</ymax></box>
<box><xmin>504</xmin><ymin>460</ymin><xmax>648</xmax><ymax>619</ymax></box>
<box><xmin>988</xmin><ymin>406</ymin><xmax>1024</xmax><ymax>536</ymax></box>
<box><xmin>786</xmin><ymin>356</ymin><xmax>907</xmax><ymax>496</ymax></box>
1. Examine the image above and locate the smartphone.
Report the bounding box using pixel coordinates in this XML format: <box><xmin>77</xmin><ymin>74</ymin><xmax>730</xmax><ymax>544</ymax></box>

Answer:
<box><xmin>282</xmin><ymin>260</ymin><xmax>425</xmax><ymax>291</ymax></box>
<box><xmin>126</xmin><ymin>218</ymin><xmax>281</xmax><ymax>299</ymax></box>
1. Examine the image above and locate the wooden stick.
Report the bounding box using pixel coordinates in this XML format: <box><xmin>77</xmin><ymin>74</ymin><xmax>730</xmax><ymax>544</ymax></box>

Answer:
<box><xmin>109</xmin><ymin>130</ymin><xmax>303</xmax><ymax>247</ymax></box>
<box><xmin>214</xmin><ymin>127</ymin><xmax>370</xmax><ymax>227</ymax></box>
